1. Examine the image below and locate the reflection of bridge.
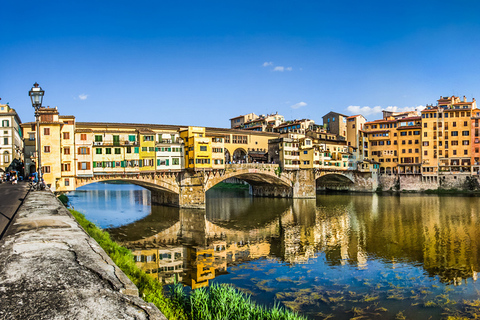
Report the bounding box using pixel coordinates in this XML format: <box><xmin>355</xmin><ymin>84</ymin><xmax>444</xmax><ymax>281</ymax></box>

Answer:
<box><xmin>109</xmin><ymin>195</ymin><xmax>480</xmax><ymax>288</ymax></box>
<box><xmin>75</xmin><ymin>164</ymin><xmax>377</xmax><ymax>208</ymax></box>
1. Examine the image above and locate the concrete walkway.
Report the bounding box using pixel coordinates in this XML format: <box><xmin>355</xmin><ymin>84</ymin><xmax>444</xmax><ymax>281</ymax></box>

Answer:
<box><xmin>0</xmin><ymin>181</ymin><xmax>29</xmax><ymax>239</ymax></box>
<box><xmin>0</xmin><ymin>190</ymin><xmax>167</xmax><ymax>320</ymax></box>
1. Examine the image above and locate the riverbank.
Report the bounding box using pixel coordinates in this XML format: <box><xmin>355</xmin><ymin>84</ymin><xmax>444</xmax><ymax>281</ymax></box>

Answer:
<box><xmin>0</xmin><ymin>190</ymin><xmax>165</xmax><ymax>319</ymax></box>
<box><xmin>69</xmin><ymin>209</ymin><xmax>187</xmax><ymax>320</ymax></box>
<box><xmin>69</xmin><ymin>204</ymin><xmax>306</xmax><ymax>320</ymax></box>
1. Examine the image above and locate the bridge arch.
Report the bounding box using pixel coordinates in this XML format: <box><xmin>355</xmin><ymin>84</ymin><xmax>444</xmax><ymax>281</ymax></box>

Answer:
<box><xmin>205</xmin><ymin>164</ymin><xmax>292</xmax><ymax>192</ymax></box>
<box><xmin>316</xmin><ymin>172</ymin><xmax>354</xmax><ymax>191</ymax></box>
<box><xmin>75</xmin><ymin>173</ymin><xmax>179</xmax><ymax>195</ymax></box>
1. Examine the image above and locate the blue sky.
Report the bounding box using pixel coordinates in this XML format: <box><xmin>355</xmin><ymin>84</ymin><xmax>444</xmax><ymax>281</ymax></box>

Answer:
<box><xmin>2</xmin><ymin>0</ymin><xmax>480</xmax><ymax>127</ymax></box>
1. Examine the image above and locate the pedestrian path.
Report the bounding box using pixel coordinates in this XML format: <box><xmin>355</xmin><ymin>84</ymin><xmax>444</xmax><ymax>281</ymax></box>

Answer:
<box><xmin>0</xmin><ymin>181</ymin><xmax>29</xmax><ymax>239</ymax></box>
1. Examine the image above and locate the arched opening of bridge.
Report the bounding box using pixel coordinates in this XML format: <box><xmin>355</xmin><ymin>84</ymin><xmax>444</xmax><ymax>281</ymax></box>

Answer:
<box><xmin>67</xmin><ymin>181</ymin><xmax>155</xmax><ymax>228</ymax></box>
<box><xmin>224</xmin><ymin>149</ymin><xmax>231</xmax><ymax>164</ymax></box>
<box><xmin>233</xmin><ymin>148</ymin><xmax>247</xmax><ymax>163</ymax></box>
<box><xmin>316</xmin><ymin>174</ymin><xmax>354</xmax><ymax>192</ymax></box>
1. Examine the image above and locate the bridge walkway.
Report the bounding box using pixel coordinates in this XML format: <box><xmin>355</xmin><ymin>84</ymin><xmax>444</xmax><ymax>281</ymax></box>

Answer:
<box><xmin>0</xmin><ymin>190</ymin><xmax>165</xmax><ymax>319</ymax></box>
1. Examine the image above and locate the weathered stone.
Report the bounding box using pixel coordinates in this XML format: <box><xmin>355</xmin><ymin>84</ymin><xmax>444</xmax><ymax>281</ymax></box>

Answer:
<box><xmin>0</xmin><ymin>191</ymin><xmax>166</xmax><ymax>320</ymax></box>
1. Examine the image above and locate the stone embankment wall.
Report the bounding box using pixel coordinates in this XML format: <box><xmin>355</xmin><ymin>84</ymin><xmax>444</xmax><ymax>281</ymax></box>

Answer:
<box><xmin>0</xmin><ymin>191</ymin><xmax>166</xmax><ymax>320</ymax></box>
<box><xmin>378</xmin><ymin>174</ymin><xmax>480</xmax><ymax>192</ymax></box>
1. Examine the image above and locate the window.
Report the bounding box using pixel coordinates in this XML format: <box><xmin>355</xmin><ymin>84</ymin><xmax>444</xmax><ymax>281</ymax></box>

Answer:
<box><xmin>63</xmin><ymin>132</ymin><xmax>70</xmax><ymax>139</ymax></box>
<box><xmin>453</xmin><ymin>122</ymin><xmax>457</xmax><ymax>127</ymax></box>
<box><xmin>95</xmin><ymin>135</ymin><xmax>103</xmax><ymax>142</ymax></box>
<box><xmin>462</xmin><ymin>131</ymin><xmax>469</xmax><ymax>136</ymax></box>
<box><xmin>451</xmin><ymin>131</ymin><xmax>458</xmax><ymax>136</ymax></box>
<box><xmin>29</xmin><ymin>133</ymin><xmax>35</xmax><ymax>141</ymax></box>
<box><xmin>80</xmin><ymin>134</ymin><xmax>87</xmax><ymax>140</ymax></box>
<box><xmin>172</xmin><ymin>158</ymin><xmax>179</xmax><ymax>165</ymax></box>
<box><xmin>64</xmin><ymin>178</ymin><xmax>70</xmax><ymax>187</ymax></box>
<box><xmin>44</xmin><ymin>146</ymin><xmax>50</xmax><ymax>153</ymax></box>
<box><xmin>44</xmin><ymin>128</ymin><xmax>50</xmax><ymax>135</ymax></box>
<box><xmin>96</xmin><ymin>148</ymin><xmax>102</xmax><ymax>154</ymax></box>
<box><xmin>142</xmin><ymin>147</ymin><xmax>147</xmax><ymax>152</ymax></box>
<box><xmin>78</xmin><ymin>162</ymin><xmax>91</xmax><ymax>170</ymax></box>
<box><xmin>126</xmin><ymin>147</ymin><xmax>131</xmax><ymax>153</ymax></box>
<box><xmin>200</xmin><ymin>146</ymin><xmax>207</xmax><ymax>151</ymax></box>
<box><xmin>43</xmin><ymin>166</ymin><xmax>51</xmax><ymax>173</ymax></box>
<box><xmin>3</xmin><ymin>151</ymin><xmax>9</xmax><ymax>163</ymax></box>
<box><xmin>129</xmin><ymin>135</ymin><xmax>136</xmax><ymax>142</ymax></box>
<box><xmin>64</xmin><ymin>147</ymin><xmax>70</xmax><ymax>155</ymax></box>
<box><xmin>115</xmin><ymin>148</ymin><xmax>121</xmax><ymax>154</ymax></box>
<box><xmin>149</xmin><ymin>147</ymin><xmax>155</xmax><ymax>152</ymax></box>
<box><xmin>106</xmin><ymin>148</ymin><xmax>112</xmax><ymax>154</ymax></box>
<box><xmin>304</xmin><ymin>150</ymin><xmax>308</xmax><ymax>154</ymax></box>
<box><xmin>3</xmin><ymin>137</ymin><xmax>8</xmax><ymax>145</ymax></box>
<box><xmin>134</xmin><ymin>147</ymin><xmax>139</xmax><ymax>153</ymax></box>
<box><xmin>78</xmin><ymin>147</ymin><xmax>90</xmax><ymax>155</ymax></box>
<box><xmin>2</xmin><ymin>120</ymin><xmax>9</xmax><ymax>127</ymax></box>
<box><xmin>62</xmin><ymin>163</ymin><xmax>71</xmax><ymax>171</ymax></box>
<box><xmin>143</xmin><ymin>135</ymin><xmax>154</xmax><ymax>141</ymax></box>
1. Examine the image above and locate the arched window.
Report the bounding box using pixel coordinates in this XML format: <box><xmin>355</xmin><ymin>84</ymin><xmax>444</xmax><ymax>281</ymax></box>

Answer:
<box><xmin>3</xmin><ymin>151</ymin><xmax>9</xmax><ymax>164</ymax></box>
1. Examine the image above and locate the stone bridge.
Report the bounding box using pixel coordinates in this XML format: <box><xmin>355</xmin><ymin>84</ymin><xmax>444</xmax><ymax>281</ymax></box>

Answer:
<box><xmin>75</xmin><ymin>164</ymin><xmax>377</xmax><ymax>209</ymax></box>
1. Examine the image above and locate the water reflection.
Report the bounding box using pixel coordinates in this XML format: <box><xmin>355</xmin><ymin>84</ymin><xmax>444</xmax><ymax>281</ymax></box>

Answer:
<box><xmin>72</xmin><ymin>184</ymin><xmax>480</xmax><ymax>319</ymax></box>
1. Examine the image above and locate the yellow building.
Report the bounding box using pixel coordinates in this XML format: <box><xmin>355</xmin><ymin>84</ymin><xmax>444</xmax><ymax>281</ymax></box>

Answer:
<box><xmin>421</xmin><ymin>96</ymin><xmax>477</xmax><ymax>174</ymax></box>
<box><xmin>346</xmin><ymin>115</ymin><xmax>366</xmax><ymax>149</ymax></box>
<box><xmin>139</xmin><ymin>128</ymin><xmax>156</xmax><ymax>172</ymax></box>
<box><xmin>180</xmin><ymin>127</ymin><xmax>212</xmax><ymax>170</ymax></box>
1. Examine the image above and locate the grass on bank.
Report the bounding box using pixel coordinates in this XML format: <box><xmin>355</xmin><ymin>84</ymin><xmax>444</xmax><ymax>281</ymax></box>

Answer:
<box><xmin>170</xmin><ymin>282</ymin><xmax>307</xmax><ymax>320</ymax></box>
<box><xmin>69</xmin><ymin>209</ymin><xmax>187</xmax><ymax>320</ymax></box>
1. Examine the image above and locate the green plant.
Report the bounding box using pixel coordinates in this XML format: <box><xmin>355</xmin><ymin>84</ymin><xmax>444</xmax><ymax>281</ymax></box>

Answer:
<box><xmin>170</xmin><ymin>283</ymin><xmax>307</xmax><ymax>320</ymax></box>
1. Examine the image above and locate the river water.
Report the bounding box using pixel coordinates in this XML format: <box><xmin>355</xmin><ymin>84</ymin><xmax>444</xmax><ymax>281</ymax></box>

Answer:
<box><xmin>69</xmin><ymin>182</ymin><xmax>480</xmax><ymax>319</ymax></box>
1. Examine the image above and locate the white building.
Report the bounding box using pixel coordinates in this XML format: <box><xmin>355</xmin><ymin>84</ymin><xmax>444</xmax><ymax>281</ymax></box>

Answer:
<box><xmin>156</xmin><ymin>132</ymin><xmax>184</xmax><ymax>170</ymax></box>
<box><xmin>0</xmin><ymin>103</ymin><xmax>23</xmax><ymax>177</ymax></box>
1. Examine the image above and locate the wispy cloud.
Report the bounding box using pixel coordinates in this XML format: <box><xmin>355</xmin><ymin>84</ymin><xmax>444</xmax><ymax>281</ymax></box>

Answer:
<box><xmin>262</xmin><ymin>62</ymin><xmax>294</xmax><ymax>72</ymax></box>
<box><xmin>291</xmin><ymin>101</ymin><xmax>307</xmax><ymax>109</ymax></box>
<box><xmin>346</xmin><ymin>105</ymin><xmax>424</xmax><ymax>116</ymax></box>
<box><xmin>78</xmin><ymin>94</ymin><xmax>88</xmax><ymax>100</ymax></box>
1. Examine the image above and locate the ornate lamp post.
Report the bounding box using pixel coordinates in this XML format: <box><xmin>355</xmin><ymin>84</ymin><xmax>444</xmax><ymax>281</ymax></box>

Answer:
<box><xmin>29</xmin><ymin>83</ymin><xmax>44</xmax><ymax>185</ymax></box>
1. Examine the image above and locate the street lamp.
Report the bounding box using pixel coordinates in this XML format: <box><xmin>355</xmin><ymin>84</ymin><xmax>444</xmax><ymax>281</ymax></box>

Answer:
<box><xmin>29</xmin><ymin>83</ymin><xmax>44</xmax><ymax>187</ymax></box>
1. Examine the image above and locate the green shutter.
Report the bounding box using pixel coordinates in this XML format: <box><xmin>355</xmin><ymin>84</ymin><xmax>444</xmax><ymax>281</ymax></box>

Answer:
<box><xmin>134</xmin><ymin>147</ymin><xmax>139</xmax><ymax>153</ymax></box>
<box><xmin>121</xmin><ymin>161</ymin><xmax>125</xmax><ymax>168</ymax></box>
<box><xmin>166</xmin><ymin>159</ymin><xmax>169</xmax><ymax>166</ymax></box>
<box><xmin>93</xmin><ymin>162</ymin><xmax>96</xmax><ymax>168</ymax></box>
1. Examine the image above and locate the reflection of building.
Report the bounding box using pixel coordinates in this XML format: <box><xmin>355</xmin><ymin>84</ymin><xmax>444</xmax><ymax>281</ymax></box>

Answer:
<box><xmin>132</xmin><ymin>246</ymin><xmax>185</xmax><ymax>285</ymax></box>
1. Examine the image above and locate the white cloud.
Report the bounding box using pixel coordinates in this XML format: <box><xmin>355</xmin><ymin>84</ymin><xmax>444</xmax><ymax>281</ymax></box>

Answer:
<box><xmin>78</xmin><ymin>94</ymin><xmax>88</xmax><ymax>100</ymax></box>
<box><xmin>291</xmin><ymin>101</ymin><xmax>307</xmax><ymax>109</ymax></box>
<box><xmin>262</xmin><ymin>61</ymin><xmax>273</xmax><ymax>67</ymax></box>
<box><xmin>346</xmin><ymin>105</ymin><xmax>424</xmax><ymax>116</ymax></box>
<box><xmin>273</xmin><ymin>66</ymin><xmax>293</xmax><ymax>72</ymax></box>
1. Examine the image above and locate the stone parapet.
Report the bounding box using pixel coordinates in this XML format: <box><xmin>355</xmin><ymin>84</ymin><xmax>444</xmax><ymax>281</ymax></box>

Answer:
<box><xmin>0</xmin><ymin>191</ymin><xmax>166</xmax><ymax>320</ymax></box>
